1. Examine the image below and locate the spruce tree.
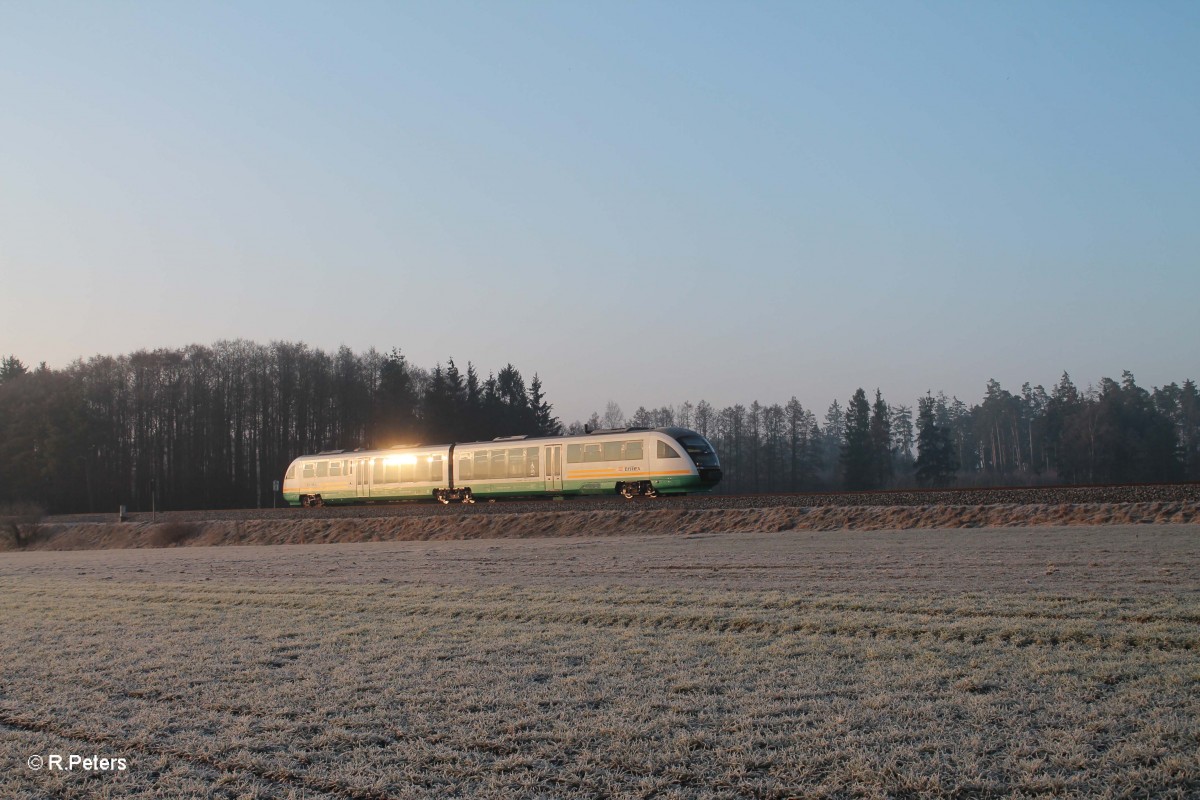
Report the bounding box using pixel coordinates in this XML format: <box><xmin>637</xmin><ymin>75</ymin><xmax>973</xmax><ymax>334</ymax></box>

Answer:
<box><xmin>915</xmin><ymin>394</ymin><xmax>956</xmax><ymax>487</ymax></box>
<box><xmin>528</xmin><ymin>374</ymin><xmax>561</xmax><ymax>435</ymax></box>
<box><xmin>869</xmin><ymin>389</ymin><xmax>892</xmax><ymax>488</ymax></box>
<box><xmin>840</xmin><ymin>389</ymin><xmax>873</xmax><ymax>490</ymax></box>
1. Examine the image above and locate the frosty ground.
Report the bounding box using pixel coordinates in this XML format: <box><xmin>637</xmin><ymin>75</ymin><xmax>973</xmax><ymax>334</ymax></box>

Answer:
<box><xmin>2</xmin><ymin>525</ymin><xmax>1198</xmax><ymax>798</ymax></box>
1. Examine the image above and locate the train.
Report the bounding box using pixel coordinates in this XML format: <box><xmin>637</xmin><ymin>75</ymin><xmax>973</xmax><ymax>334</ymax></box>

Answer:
<box><xmin>281</xmin><ymin>427</ymin><xmax>722</xmax><ymax>506</ymax></box>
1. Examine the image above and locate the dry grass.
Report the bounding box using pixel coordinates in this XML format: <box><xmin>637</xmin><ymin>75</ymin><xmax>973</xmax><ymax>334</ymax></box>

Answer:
<box><xmin>15</xmin><ymin>500</ymin><xmax>1200</xmax><ymax>552</ymax></box>
<box><xmin>1</xmin><ymin>525</ymin><xmax>1198</xmax><ymax>798</ymax></box>
<box><xmin>0</xmin><ymin>502</ymin><xmax>44</xmax><ymax>548</ymax></box>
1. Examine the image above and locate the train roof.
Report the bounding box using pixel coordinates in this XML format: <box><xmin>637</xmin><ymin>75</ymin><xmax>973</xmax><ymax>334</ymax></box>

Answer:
<box><xmin>292</xmin><ymin>427</ymin><xmax>710</xmax><ymax>458</ymax></box>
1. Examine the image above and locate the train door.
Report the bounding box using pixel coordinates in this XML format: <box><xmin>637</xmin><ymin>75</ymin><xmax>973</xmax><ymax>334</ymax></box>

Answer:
<box><xmin>356</xmin><ymin>457</ymin><xmax>370</xmax><ymax>498</ymax></box>
<box><xmin>544</xmin><ymin>445</ymin><xmax>562</xmax><ymax>493</ymax></box>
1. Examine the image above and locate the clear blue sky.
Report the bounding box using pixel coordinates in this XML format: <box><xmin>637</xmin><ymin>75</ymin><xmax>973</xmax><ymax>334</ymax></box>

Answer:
<box><xmin>2</xmin><ymin>1</ymin><xmax>1197</xmax><ymax>424</ymax></box>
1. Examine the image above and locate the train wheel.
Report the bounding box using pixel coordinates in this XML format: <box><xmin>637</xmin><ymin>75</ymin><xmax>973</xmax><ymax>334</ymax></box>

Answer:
<box><xmin>620</xmin><ymin>484</ymin><xmax>636</xmax><ymax>499</ymax></box>
<box><xmin>644</xmin><ymin>484</ymin><xmax>658</xmax><ymax>498</ymax></box>
<box><xmin>435</xmin><ymin>490</ymin><xmax>449</xmax><ymax>505</ymax></box>
<box><xmin>312</xmin><ymin>495</ymin><xmax>325</xmax><ymax>507</ymax></box>
<box><xmin>462</xmin><ymin>489</ymin><xmax>475</xmax><ymax>505</ymax></box>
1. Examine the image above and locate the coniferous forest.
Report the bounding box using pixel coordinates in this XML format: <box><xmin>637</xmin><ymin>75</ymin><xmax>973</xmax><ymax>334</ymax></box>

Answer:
<box><xmin>0</xmin><ymin>343</ymin><xmax>558</xmax><ymax>513</ymax></box>
<box><xmin>0</xmin><ymin>342</ymin><xmax>1196</xmax><ymax>513</ymax></box>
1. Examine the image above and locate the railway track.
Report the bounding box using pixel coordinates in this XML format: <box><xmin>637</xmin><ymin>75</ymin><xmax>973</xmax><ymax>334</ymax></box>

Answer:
<box><xmin>50</xmin><ymin>482</ymin><xmax>1200</xmax><ymax>524</ymax></box>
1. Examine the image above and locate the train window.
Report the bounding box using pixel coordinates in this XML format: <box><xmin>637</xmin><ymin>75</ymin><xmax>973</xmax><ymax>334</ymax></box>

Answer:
<box><xmin>625</xmin><ymin>441</ymin><xmax>644</xmax><ymax>460</ymax></box>
<box><xmin>430</xmin><ymin>456</ymin><xmax>443</xmax><ymax>482</ymax></box>
<box><xmin>316</xmin><ymin>461</ymin><xmax>329</xmax><ymax>478</ymax></box>
<box><xmin>491</xmin><ymin>450</ymin><xmax>506</xmax><ymax>478</ymax></box>
<box><xmin>400</xmin><ymin>460</ymin><xmax>415</xmax><ymax>483</ymax></box>
<box><xmin>329</xmin><ymin>461</ymin><xmax>342</xmax><ymax>477</ymax></box>
<box><xmin>458</xmin><ymin>455</ymin><xmax>473</xmax><ymax>480</ymax></box>
<box><xmin>583</xmin><ymin>443</ymin><xmax>602</xmax><ymax>462</ymax></box>
<box><xmin>507</xmin><ymin>448</ymin><xmax>525</xmax><ymax>478</ymax></box>
<box><xmin>526</xmin><ymin>447</ymin><xmax>540</xmax><ymax>477</ymax></box>
<box><xmin>302</xmin><ymin>463</ymin><xmax>314</xmax><ymax>479</ymax></box>
<box><xmin>602</xmin><ymin>441</ymin><xmax>622</xmax><ymax>461</ymax></box>
<box><xmin>658</xmin><ymin>441</ymin><xmax>681</xmax><ymax>459</ymax></box>
<box><xmin>413</xmin><ymin>459</ymin><xmax>428</xmax><ymax>483</ymax></box>
<box><xmin>286</xmin><ymin>465</ymin><xmax>296</xmax><ymax>480</ymax></box>
<box><xmin>474</xmin><ymin>451</ymin><xmax>490</xmax><ymax>480</ymax></box>
<box><xmin>567</xmin><ymin>444</ymin><xmax>582</xmax><ymax>463</ymax></box>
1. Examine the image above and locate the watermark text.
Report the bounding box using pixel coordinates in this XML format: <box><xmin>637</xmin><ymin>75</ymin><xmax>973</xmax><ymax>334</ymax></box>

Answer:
<box><xmin>27</xmin><ymin>753</ymin><xmax>128</xmax><ymax>772</ymax></box>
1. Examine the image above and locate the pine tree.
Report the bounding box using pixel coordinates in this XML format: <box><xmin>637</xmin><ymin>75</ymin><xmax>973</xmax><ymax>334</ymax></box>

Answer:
<box><xmin>1182</xmin><ymin>379</ymin><xmax>1200</xmax><ymax>479</ymax></box>
<box><xmin>374</xmin><ymin>348</ymin><xmax>417</xmax><ymax>446</ymax></box>
<box><xmin>444</xmin><ymin>358</ymin><xmax>466</xmax><ymax>438</ymax></box>
<box><xmin>890</xmin><ymin>404</ymin><xmax>914</xmax><ymax>479</ymax></box>
<box><xmin>823</xmin><ymin>400</ymin><xmax>845</xmax><ymax>487</ymax></box>
<box><xmin>0</xmin><ymin>356</ymin><xmax>28</xmax><ymax>384</ymax></box>
<box><xmin>630</xmin><ymin>406</ymin><xmax>654</xmax><ymax>427</ymax></box>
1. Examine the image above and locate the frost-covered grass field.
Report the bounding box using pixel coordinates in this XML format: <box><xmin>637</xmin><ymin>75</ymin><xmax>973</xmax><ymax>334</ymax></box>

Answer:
<box><xmin>2</xmin><ymin>526</ymin><xmax>1198</xmax><ymax>798</ymax></box>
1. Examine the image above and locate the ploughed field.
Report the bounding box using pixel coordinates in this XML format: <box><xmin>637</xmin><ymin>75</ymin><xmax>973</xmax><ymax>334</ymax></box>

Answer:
<box><xmin>2</xmin><ymin>525</ymin><xmax>1198</xmax><ymax>798</ymax></box>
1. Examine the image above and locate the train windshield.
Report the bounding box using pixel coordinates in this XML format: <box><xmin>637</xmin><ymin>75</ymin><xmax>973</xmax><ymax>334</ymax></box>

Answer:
<box><xmin>676</xmin><ymin>434</ymin><xmax>720</xmax><ymax>467</ymax></box>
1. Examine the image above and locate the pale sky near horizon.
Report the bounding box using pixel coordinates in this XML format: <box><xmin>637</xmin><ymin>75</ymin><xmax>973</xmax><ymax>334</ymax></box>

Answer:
<box><xmin>2</xmin><ymin>1</ymin><xmax>1197</xmax><ymax>424</ymax></box>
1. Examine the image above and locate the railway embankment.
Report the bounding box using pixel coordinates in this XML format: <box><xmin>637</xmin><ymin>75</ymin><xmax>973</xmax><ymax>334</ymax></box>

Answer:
<box><xmin>7</xmin><ymin>497</ymin><xmax>1199</xmax><ymax>551</ymax></box>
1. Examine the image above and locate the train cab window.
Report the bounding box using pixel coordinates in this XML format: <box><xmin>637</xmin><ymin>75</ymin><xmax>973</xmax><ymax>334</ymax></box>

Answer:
<box><xmin>678</xmin><ymin>434</ymin><xmax>720</xmax><ymax>467</ymax></box>
<box><xmin>286</xmin><ymin>465</ymin><xmax>296</xmax><ymax>480</ymax></box>
<box><xmin>583</xmin><ymin>444</ymin><xmax>602</xmax><ymax>463</ymax></box>
<box><xmin>624</xmin><ymin>441</ymin><xmax>643</xmax><ymax>460</ymax></box>
<box><xmin>474</xmin><ymin>451</ymin><xmax>490</xmax><ymax>480</ymax></box>
<box><xmin>567</xmin><ymin>444</ymin><xmax>582</xmax><ymax>463</ymax></box>
<box><xmin>316</xmin><ymin>461</ymin><xmax>329</xmax><ymax>478</ymax></box>
<box><xmin>602</xmin><ymin>441</ymin><xmax>622</xmax><ymax>461</ymax></box>
<box><xmin>508</xmin><ymin>448</ymin><xmax>526</xmax><ymax>478</ymax></box>
<box><xmin>302</xmin><ymin>463</ymin><xmax>315</xmax><ymax>478</ymax></box>
<box><xmin>329</xmin><ymin>461</ymin><xmax>342</xmax><ymax>477</ymax></box>
<box><xmin>526</xmin><ymin>447</ymin><xmax>540</xmax><ymax>477</ymax></box>
<box><xmin>658</xmin><ymin>441</ymin><xmax>681</xmax><ymax>459</ymax></box>
<box><xmin>458</xmin><ymin>455</ymin><xmax>473</xmax><ymax>480</ymax></box>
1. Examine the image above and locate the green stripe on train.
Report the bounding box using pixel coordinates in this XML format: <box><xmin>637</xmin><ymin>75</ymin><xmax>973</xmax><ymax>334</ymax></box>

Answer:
<box><xmin>283</xmin><ymin>472</ymin><xmax>710</xmax><ymax>505</ymax></box>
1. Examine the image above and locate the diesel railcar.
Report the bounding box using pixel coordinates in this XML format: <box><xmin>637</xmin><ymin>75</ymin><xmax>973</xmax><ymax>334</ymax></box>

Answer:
<box><xmin>281</xmin><ymin>427</ymin><xmax>721</xmax><ymax>506</ymax></box>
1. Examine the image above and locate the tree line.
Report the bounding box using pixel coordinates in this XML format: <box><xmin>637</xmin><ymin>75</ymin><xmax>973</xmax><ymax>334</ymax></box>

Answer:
<box><xmin>0</xmin><ymin>344</ymin><xmax>559</xmax><ymax>513</ymax></box>
<box><xmin>568</xmin><ymin>371</ymin><xmax>1199</xmax><ymax>493</ymax></box>
<box><xmin>2</xmin><ymin>342</ymin><xmax>1195</xmax><ymax>514</ymax></box>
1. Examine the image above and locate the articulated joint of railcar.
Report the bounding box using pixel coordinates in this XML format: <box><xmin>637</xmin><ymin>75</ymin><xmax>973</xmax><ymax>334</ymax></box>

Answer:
<box><xmin>433</xmin><ymin>488</ymin><xmax>475</xmax><ymax>505</ymax></box>
<box><xmin>617</xmin><ymin>481</ymin><xmax>658</xmax><ymax>499</ymax></box>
